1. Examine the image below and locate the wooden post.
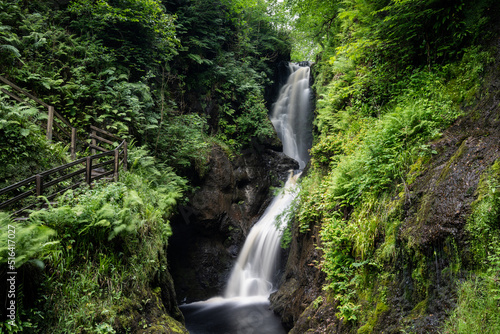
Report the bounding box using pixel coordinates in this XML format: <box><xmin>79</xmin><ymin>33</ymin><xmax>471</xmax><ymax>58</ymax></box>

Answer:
<box><xmin>71</xmin><ymin>127</ymin><xmax>77</xmax><ymax>160</ymax></box>
<box><xmin>47</xmin><ymin>106</ymin><xmax>54</xmax><ymax>141</ymax></box>
<box><xmin>123</xmin><ymin>141</ymin><xmax>128</xmax><ymax>171</ymax></box>
<box><xmin>35</xmin><ymin>174</ymin><xmax>43</xmax><ymax>197</ymax></box>
<box><xmin>86</xmin><ymin>156</ymin><xmax>92</xmax><ymax>186</ymax></box>
<box><xmin>114</xmin><ymin>149</ymin><xmax>119</xmax><ymax>182</ymax></box>
<box><xmin>91</xmin><ymin>129</ymin><xmax>97</xmax><ymax>155</ymax></box>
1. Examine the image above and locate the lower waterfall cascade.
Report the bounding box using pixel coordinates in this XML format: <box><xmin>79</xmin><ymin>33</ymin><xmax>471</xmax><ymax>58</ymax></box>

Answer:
<box><xmin>223</xmin><ymin>171</ymin><xmax>300</xmax><ymax>299</ymax></box>
<box><xmin>180</xmin><ymin>62</ymin><xmax>313</xmax><ymax>333</ymax></box>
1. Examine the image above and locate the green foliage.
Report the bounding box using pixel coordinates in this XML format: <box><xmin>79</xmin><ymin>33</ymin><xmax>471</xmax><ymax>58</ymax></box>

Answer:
<box><xmin>287</xmin><ymin>0</ymin><xmax>495</xmax><ymax>326</ymax></box>
<box><xmin>0</xmin><ymin>0</ymin><xmax>291</xmax><ymax>166</ymax></box>
<box><xmin>0</xmin><ymin>0</ymin><xmax>179</xmax><ymax>141</ymax></box>
<box><xmin>0</xmin><ymin>98</ymin><xmax>69</xmax><ymax>188</ymax></box>
<box><xmin>295</xmin><ymin>63</ymin><xmax>480</xmax><ymax>326</ymax></box>
<box><xmin>373</xmin><ymin>0</ymin><xmax>493</xmax><ymax>67</ymax></box>
<box><xmin>0</xmin><ymin>212</ymin><xmax>57</xmax><ymax>268</ymax></box>
<box><xmin>68</xmin><ymin>0</ymin><xmax>178</xmax><ymax>76</ymax></box>
<box><xmin>0</xmin><ymin>0</ymin><xmax>497</xmax><ymax>333</ymax></box>
<box><xmin>217</xmin><ymin>92</ymin><xmax>276</xmax><ymax>150</ymax></box>
<box><xmin>442</xmin><ymin>46</ymin><xmax>494</xmax><ymax>105</ymax></box>
<box><xmin>277</xmin><ymin>0</ymin><xmax>341</xmax><ymax>60</ymax></box>
<box><xmin>89</xmin><ymin>69</ymin><xmax>155</xmax><ymax>136</ymax></box>
<box><xmin>273</xmin><ymin>184</ymin><xmax>300</xmax><ymax>249</ymax></box>
<box><xmin>164</xmin><ymin>0</ymin><xmax>290</xmax><ymax>149</ymax></box>
<box><xmin>0</xmin><ymin>212</ymin><xmax>58</xmax><ymax>333</ymax></box>
<box><xmin>0</xmin><ymin>0</ymin><xmax>23</xmax><ymax>65</ymax></box>
<box><xmin>317</xmin><ymin>210</ymin><xmax>384</xmax><ymax>323</ymax></box>
<box><xmin>22</xmin><ymin>147</ymin><xmax>187</xmax><ymax>333</ymax></box>
<box><xmin>151</xmin><ymin>113</ymin><xmax>210</xmax><ymax>173</ymax></box>
<box><xmin>0</xmin><ymin>0</ymin><xmax>292</xmax><ymax>332</ymax></box>
<box><xmin>357</xmin><ymin>302</ymin><xmax>389</xmax><ymax>334</ymax></box>
<box><xmin>466</xmin><ymin>159</ymin><xmax>500</xmax><ymax>267</ymax></box>
<box><xmin>443</xmin><ymin>259</ymin><xmax>500</xmax><ymax>334</ymax></box>
<box><xmin>316</xmin><ymin>92</ymin><xmax>452</xmax><ymax>211</ymax></box>
<box><xmin>0</xmin><ymin>145</ymin><xmax>187</xmax><ymax>333</ymax></box>
<box><xmin>310</xmin><ymin>44</ymin><xmax>488</xmax><ymax>213</ymax></box>
<box><xmin>287</xmin><ymin>0</ymin><xmax>496</xmax><ymax>113</ymax></box>
<box><xmin>210</xmin><ymin>56</ymin><xmax>284</xmax><ymax>150</ymax></box>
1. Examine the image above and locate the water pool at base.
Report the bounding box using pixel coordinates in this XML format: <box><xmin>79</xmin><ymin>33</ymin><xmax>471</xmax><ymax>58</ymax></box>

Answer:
<box><xmin>181</xmin><ymin>297</ymin><xmax>286</xmax><ymax>334</ymax></box>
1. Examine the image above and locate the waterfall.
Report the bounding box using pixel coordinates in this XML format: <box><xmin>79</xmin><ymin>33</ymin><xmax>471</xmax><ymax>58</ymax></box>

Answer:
<box><xmin>181</xmin><ymin>62</ymin><xmax>312</xmax><ymax>333</ymax></box>
<box><xmin>270</xmin><ymin>63</ymin><xmax>313</xmax><ymax>169</ymax></box>
<box><xmin>224</xmin><ymin>172</ymin><xmax>300</xmax><ymax>298</ymax></box>
<box><xmin>224</xmin><ymin>62</ymin><xmax>313</xmax><ymax>298</ymax></box>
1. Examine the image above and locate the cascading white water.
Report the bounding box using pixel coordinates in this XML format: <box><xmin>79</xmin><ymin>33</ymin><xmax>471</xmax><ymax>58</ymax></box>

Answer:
<box><xmin>181</xmin><ymin>62</ymin><xmax>312</xmax><ymax>333</ymax></box>
<box><xmin>270</xmin><ymin>63</ymin><xmax>312</xmax><ymax>169</ymax></box>
<box><xmin>224</xmin><ymin>63</ymin><xmax>312</xmax><ymax>299</ymax></box>
<box><xmin>224</xmin><ymin>172</ymin><xmax>300</xmax><ymax>298</ymax></box>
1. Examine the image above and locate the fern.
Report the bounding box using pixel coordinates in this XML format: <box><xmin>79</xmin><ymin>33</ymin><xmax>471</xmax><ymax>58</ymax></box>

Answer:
<box><xmin>0</xmin><ymin>212</ymin><xmax>58</xmax><ymax>268</ymax></box>
<box><xmin>0</xmin><ymin>44</ymin><xmax>20</xmax><ymax>57</ymax></box>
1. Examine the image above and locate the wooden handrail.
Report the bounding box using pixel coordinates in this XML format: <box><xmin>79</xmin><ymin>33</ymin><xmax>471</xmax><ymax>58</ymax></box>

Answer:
<box><xmin>0</xmin><ymin>189</ymin><xmax>36</xmax><ymax>209</ymax></box>
<box><xmin>89</xmin><ymin>144</ymin><xmax>109</xmax><ymax>153</ymax></box>
<box><xmin>0</xmin><ymin>139</ymin><xmax>127</xmax><ymax>214</ymax></box>
<box><xmin>0</xmin><ymin>176</ymin><xmax>37</xmax><ymax>196</ymax></box>
<box><xmin>39</xmin><ymin>157</ymin><xmax>87</xmax><ymax>177</ymax></box>
<box><xmin>89</xmin><ymin>125</ymin><xmax>125</xmax><ymax>155</ymax></box>
<box><xmin>0</xmin><ymin>87</ymin><xmax>27</xmax><ymax>105</ymax></box>
<box><xmin>0</xmin><ymin>75</ymin><xmax>129</xmax><ymax>215</ymax></box>
<box><xmin>90</xmin><ymin>125</ymin><xmax>122</xmax><ymax>141</ymax></box>
<box><xmin>90</xmin><ymin>133</ymin><xmax>115</xmax><ymax>146</ymax></box>
<box><xmin>0</xmin><ymin>75</ymin><xmax>50</xmax><ymax>108</ymax></box>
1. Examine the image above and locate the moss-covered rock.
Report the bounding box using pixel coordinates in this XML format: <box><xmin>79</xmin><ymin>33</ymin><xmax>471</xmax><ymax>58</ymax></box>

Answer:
<box><xmin>357</xmin><ymin>302</ymin><xmax>389</xmax><ymax>334</ymax></box>
<box><xmin>113</xmin><ymin>288</ymin><xmax>188</xmax><ymax>334</ymax></box>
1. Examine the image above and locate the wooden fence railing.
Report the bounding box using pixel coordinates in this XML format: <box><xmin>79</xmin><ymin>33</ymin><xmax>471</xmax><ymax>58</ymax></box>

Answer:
<box><xmin>0</xmin><ymin>75</ymin><xmax>128</xmax><ymax>216</ymax></box>
<box><xmin>89</xmin><ymin>125</ymin><xmax>125</xmax><ymax>154</ymax></box>
<box><xmin>0</xmin><ymin>139</ymin><xmax>127</xmax><ymax>216</ymax></box>
<box><xmin>0</xmin><ymin>75</ymin><xmax>82</xmax><ymax>159</ymax></box>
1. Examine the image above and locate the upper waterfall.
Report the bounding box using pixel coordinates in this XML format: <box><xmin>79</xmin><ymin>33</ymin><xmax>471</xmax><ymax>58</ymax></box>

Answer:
<box><xmin>270</xmin><ymin>63</ymin><xmax>313</xmax><ymax>169</ymax></box>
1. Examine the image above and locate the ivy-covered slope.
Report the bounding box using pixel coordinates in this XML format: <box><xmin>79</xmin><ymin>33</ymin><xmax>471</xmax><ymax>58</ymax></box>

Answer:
<box><xmin>270</xmin><ymin>0</ymin><xmax>500</xmax><ymax>333</ymax></box>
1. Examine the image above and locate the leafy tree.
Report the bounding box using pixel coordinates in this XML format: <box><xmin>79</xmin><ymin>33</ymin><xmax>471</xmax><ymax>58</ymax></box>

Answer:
<box><xmin>68</xmin><ymin>0</ymin><xmax>178</xmax><ymax>78</ymax></box>
<box><xmin>162</xmin><ymin>0</ymin><xmax>290</xmax><ymax>151</ymax></box>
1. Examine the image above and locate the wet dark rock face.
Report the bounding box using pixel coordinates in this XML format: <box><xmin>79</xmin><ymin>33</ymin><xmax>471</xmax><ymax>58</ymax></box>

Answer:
<box><xmin>168</xmin><ymin>142</ymin><xmax>298</xmax><ymax>303</ymax></box>
<box><xmin>269</xmin><ymin>222</ymin><xmax>326</xmax><ymax>331</ymax></box>
<box><xmin>402</xmin><ymin>128</ymin><xmax>499</xmax><ymax>248</ymax></box>
<box><xmin>380</xmin><ymin>76</ymin><xmax>500</xmax><ymax>333</ymax></box>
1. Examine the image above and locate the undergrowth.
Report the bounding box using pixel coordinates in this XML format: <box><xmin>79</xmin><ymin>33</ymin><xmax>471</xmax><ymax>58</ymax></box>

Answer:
<box><xmin>0</xmin><ymin>147</ymin><xmax>188</xmax><ymax>333</ymax></box>
<box><xmin>0</xmin><ymin>97</ymin><xmax>70</xmax><ymax>188</ymax></box>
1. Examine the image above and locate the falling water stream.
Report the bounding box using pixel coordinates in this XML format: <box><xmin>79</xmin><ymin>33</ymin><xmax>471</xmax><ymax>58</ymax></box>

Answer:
<box><xmin>270</xmin><ymin>63</ymin><xmax>312</xmax><ymax>169</ymax></box>
<box><xmin>180</xmin><ymin>63</ymin><xmax>312</xmax><ymax>334</ymax></box>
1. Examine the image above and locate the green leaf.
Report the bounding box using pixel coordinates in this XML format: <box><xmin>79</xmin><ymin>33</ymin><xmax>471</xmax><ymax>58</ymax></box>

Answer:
<box><xmin>20</xmin><ymin>128</ymin><xmax>30</xmax><ymax>137</ymax></box>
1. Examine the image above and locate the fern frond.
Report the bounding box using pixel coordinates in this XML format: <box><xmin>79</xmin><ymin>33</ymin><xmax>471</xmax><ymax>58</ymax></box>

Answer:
<box><xmin>0</xmin><ymin>44</ymin><xmax>20</xmax><ymax>57</ymax></box>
